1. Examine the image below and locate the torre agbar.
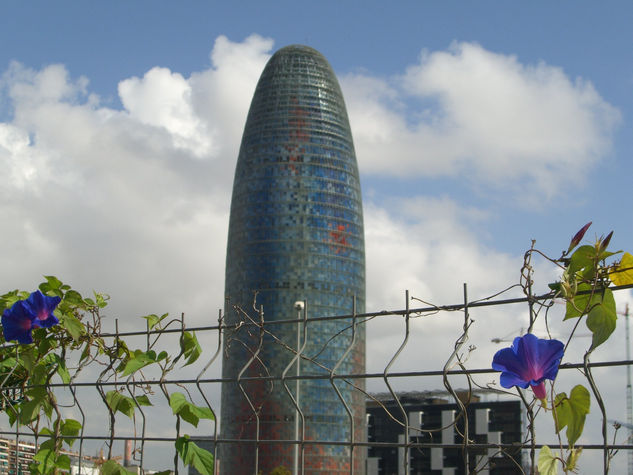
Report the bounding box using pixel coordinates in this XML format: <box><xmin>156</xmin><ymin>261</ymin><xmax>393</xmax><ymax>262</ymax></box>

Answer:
<box><xmin>220</xmin><ymin>45</ymin><xmax>366</xmax><ymax>473</ymax></box>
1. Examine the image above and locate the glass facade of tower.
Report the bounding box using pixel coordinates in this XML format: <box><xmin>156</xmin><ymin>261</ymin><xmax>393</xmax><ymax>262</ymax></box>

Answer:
<box><xmin>221</xmin><ymin>45</ymin><xmax>365</xmax><ymax>474</ymax></box>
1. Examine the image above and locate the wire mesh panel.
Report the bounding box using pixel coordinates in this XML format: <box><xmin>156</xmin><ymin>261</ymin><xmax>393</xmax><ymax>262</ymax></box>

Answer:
<box><xmin>1</xmin><ymin>282</ymin><xmax>632</xmax><ymax>474</ymax></box>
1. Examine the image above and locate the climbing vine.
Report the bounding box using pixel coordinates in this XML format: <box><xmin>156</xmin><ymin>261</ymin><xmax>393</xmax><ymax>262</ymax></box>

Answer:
<box><xmin>493</xmin><ymin>223</ymin><xmax>633</xmax><ymax>474</ymax></box>
<box><xmin>0</xmin><ymin>277</ymin><xmax>214</xmax><ymax>474</ymax></box>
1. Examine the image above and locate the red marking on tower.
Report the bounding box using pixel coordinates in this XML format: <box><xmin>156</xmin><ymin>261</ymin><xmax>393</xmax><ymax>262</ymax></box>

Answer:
<box><xmin>328</xmin><ymin>223</ymin><xmax>350</xmax><ymax>254</ymax></box>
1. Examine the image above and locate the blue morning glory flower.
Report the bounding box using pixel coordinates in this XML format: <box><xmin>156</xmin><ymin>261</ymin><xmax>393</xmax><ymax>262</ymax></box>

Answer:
<box><xmin>2</xmin><ymin>300</ymin><xmax>38</xmax><ymax>344</ymax></box>
<box><xmin>2</xmin><ymin>291</ymin><xmax>61</xmax><ymax>344</ymax></box>
<box><xmin>23</xmin><ymin>290</ymin><xmax>61</xmax><ymax>328</ymax></box>
<box><xmin>492</xmin><ymin>333</ymin><xmax>564</xmax><ymax>399</ymax></box>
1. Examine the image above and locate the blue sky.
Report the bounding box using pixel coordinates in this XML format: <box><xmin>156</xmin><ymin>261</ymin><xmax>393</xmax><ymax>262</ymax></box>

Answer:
<box><xmin>1</xmin><ymin>1</ymin><xmax>632</xmax><ymax>471</ymax></box>
<box><xmin>4</xmin><ymin>1</ymin><xmax>630</xmax><ymax>254</ymax></box>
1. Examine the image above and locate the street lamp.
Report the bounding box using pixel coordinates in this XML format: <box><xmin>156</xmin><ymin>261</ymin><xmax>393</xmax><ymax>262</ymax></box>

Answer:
<box><xmin>293</xmin><ymin>300</ymin><xmax>306</xmax><ymax>475</ymax></box>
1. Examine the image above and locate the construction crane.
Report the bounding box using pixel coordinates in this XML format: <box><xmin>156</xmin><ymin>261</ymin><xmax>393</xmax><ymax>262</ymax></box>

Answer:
<box><xmin>623</xmin><ymin>304</ymin><xmax>632</xmax><ymax>474</ymax></box>
<box><xmin>609</xmin><ymin>304</ymin><xmax>633</xmax><ymax>474</ymax></box>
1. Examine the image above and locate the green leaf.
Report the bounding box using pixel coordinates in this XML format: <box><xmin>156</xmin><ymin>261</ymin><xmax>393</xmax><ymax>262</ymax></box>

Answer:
<box><xmin>52</xmin><ymin>354</ymin><xmax>70</xmax><ymax>384</ymax></box>
<box><xmin>20</xmin><ymin>400</ymin><xmax>41</xmax><ymax>423</ymax></box>
<box><xmin>94</xmin><ymin>292</ymin><xmax>109</xmax><ymax>308</ymax></box>
<box><xmin>6</xmin><ymin>404</ymin><xmax>19</xmax><ymax>426</ymax></box>
<box><xmin>182</xmin><ymin>331</ymin><xmax>202</xmax><ymax>367</ymax></box>
<box><xmin>62</xmin><ymin>289</ymin><xmax>84</xmax><ymax>306</ymax></box>
<box><xmin>39</xmin><ymin>437</ymin><xmax>56</xmax><ymax>450</ymax></box>
<box><xmin>60</xmin><ymin>313</ymin><xmax>85</xmax><ymax>341</ymax></box>
<box><xmin>565</xmin><ymin>283</ymin><xmax>600</xmax><ymax>320</ymax></box>
<box><xmin>102</xmin><ymin>460</ymin><xmax>138</xmax><ymax>475</ymax></box>
<box><xmin>20</xmin><ymin>347</ymin><xmax>38</xmax><ymax>372</ymax></box>
<box><xmin>143</xmin><ymin>313</ymin><xmax>169</xmax><ymax>330</ymax></box>
<box><xmin>20</xmin><ymin>388</ymin><xmax>48</xmax><ymax>423</ymax></box>
<box><xmin>538</xmin><ymin>446</ymin><xmax>559</xmax><ymax>475</ymax></box>
<box><xmin>79</xmin><ymin>341</ymin><xmax>92</xmax><ymax>364</ymax></box>
<box><xmin>39</xmin><ymin>276</ymin><xmax>64</xmax><ymax>297</ymax></box>
<box><xmin>31</xmin><ymin>366</ymin><xmax>45</xmax><ymax>387</ymax></box>
<box><xmin>0</xmin><ymin>356</ymin><xmax>17</xmax><ymax>370</ymax></box>
<box><xmin>0</xmin><ymin>291</ymin><xmax>16</xmax><ymax>314</ymax></box>
<box><xmin>105</xmin><ymin>390</ymin><xmax>136</xmax><ymax>419</ymax></box>
<box><xmin>55</xmin><ymin>454</ymin><xmax>71</xmax><ymax>470</ymax></box>
<box><xmin>135</xmin><ymin>394</ymin><xmax>153</xmax><ymax>406</ymax></box>
<box><xmin>568</xmin><ymin>245</ymin><xmax>596</xmax><ymax>276</ymax></box>
<box><xmin>115</xmin><ymin>338</ymin><xmax>130</xmax><ymax>359</ymax></box>
<box><xmin>31</xmin><ymin>439</ymin><xmax>57</xmax><ymax>473</ymax></box>
<box><xmin>32</xmin><ymin>327</ymin><xmax>47</xmax><ymax>342</ymax></box>
<box><xmin>60</xmin><ymin>418</ymin><xmax>82</xmax><ymax>446</ymax></box>
<box><xmin>33</xmin><ymin>446</ymin><xmax>56</xmax><ymax>473</ymax></box>
<box><xmin>122</xmin><ymin>349</ymin><xmax>160</xmax><ymax>376</ymax></box>
<box><xmin>170</xmin><ymin>392</ymin><xmax>214</xmax><ymax>427</ymax></box>
<box><xmin>566</xmin><ymin>447</ymin><xmax>583</xmax><ymax>471</ymax></box>
<box><xmin>598</xmin><ymin>250</ymin><xmax>619</xmax><ymax>261</ymax></box>
<box><xmin>554</xmin><ymin>385</ymin><xmax>590</xmax><ymax>446</ymax></box>
<box><xmin>548</xmin><ymin>282</ymin><xmax>562</xmax><ymax>292</ymax></box>
<box><xmin>586</xmin><ymin>289</ymin><xmax>617</xmax><ymax>349</ymax></box>
<box><xmin>37</xmin><ymin>335</ymin><xmax>56</xmax><ymax>355</ymax></box>
<box><xmin>176</xmin><ymin>435</ymin><xmax>214</xmax><ymax>475</ymax></box>
<box><xmin>610</xmin><ymin>252</ymin><xmax>633</xmax><ymax>286</ymax></box>
<box><xmin>23</xmin><ymin>386</ymin><xmax>53</xmax><ymax>420</ymax></box>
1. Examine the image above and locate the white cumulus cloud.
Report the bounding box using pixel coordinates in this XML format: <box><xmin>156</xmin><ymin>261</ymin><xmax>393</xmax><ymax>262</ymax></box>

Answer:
<box><xmin>343</xmin><ymin>42</ymin><xmax>620</xmax><ymax>200</ymax></box>
<box><xmin>0</xmin><ymin>35</ymin><xmax>273</xmax><ymax>326</ymax></box>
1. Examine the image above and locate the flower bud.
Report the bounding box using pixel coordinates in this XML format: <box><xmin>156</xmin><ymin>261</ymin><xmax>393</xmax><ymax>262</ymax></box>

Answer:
<box><xmin>567</xmin><ymin>222</ymin><xmax>591</xmax><ymax>253</ymax></box>
<box><xmin>599</xmin><ymin>230</ymin><xmax>614</xmax><ymax>252</ymax></box>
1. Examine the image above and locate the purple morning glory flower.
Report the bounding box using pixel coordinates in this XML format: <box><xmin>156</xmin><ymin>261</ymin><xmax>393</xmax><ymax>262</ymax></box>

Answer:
<box><xmin>23</xmin><ymin>290</ymin><xmax>61</xmax><ymax>328</ymax></box>
<box><xmin>492</xmin><ymin>333</ymin><xmax>564</xmax><ymax>399</ymax></box>
<box><xmin>1</xmin><ymin>291</ymin><xmax>61</xmax><ymax>344</ymax></box>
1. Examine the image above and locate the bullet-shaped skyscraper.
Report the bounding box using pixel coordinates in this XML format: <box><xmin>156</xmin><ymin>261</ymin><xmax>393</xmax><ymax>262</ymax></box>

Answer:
<box><xmin>221</xmin><ymin>45</ymin><xmax>365</xmax><ymax>474</ymax></box>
